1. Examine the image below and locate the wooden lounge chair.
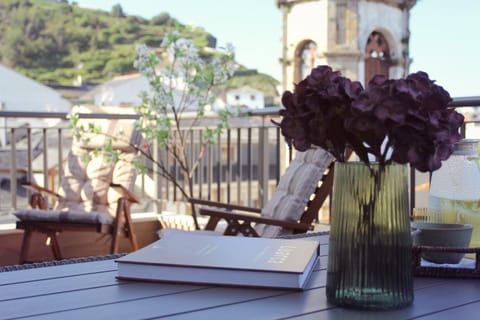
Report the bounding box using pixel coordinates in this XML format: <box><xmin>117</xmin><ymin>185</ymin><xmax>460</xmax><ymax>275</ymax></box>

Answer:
<box><xmin>14</xmin><ymin>119</ymin><xmax>142</xmax><ymax>263</ymax></box>
<box><xmin>189</xmin><ymin>147</ymin><xmax>338</xmax><ymax>238</ymax></box>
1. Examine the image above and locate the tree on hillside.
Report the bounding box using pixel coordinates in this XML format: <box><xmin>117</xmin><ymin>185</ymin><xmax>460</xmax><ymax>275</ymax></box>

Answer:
<box><xmin>1</xmin><ymin>27</ymin><xmax>24</xmax><ymax>67</ymax></box>
<box><xmin>111</xmin><ymin>4</ymin><xmax>125</xmax><ymax>18</ymax></box>
<box><xmin>151</xmin><ymin>12</ymin><xmax>172</xmax><ymax>26</ymax></box>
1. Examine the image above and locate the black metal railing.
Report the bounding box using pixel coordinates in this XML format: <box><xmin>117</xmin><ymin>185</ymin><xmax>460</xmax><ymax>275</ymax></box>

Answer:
<box><xmin>0</xmin><ymin>108</ymin><xmax>285</xmax><ymax>217</ymax></box>
<box><xmin>1</xmin><ymin>96</ymin><xmax>479</xmax><ymax>224</ymax></box>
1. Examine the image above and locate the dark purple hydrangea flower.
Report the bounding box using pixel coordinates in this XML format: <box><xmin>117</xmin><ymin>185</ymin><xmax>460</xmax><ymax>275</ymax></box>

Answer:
<box><xmin>275</xmin><ymin>65</ymin><xmax>363</xmax><ymax>161</ymax></box>
<box><xmin>275</xmin><ymin>66</ymin><xmax>464</xmax><ymax>172</ymax></box>
<box><xmin>359</xmin><ymin>72</ymin><xmax>463</xmax><ymax>172</ymax></box>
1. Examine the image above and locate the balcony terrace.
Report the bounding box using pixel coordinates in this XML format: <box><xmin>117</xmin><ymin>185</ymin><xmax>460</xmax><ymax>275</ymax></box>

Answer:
<box><xmin>0</xmin><ymin>96</ymin><xmax>479</xmax><ymax>266</ymax></box>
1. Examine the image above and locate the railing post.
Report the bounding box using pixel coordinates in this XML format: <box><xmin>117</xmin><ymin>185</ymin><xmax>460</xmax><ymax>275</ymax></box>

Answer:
<box><xmin>259</xmin><ymin>118</ymin><xmax>269</xmax><ymax>207</ymax></box>
<box><xmin>247</xmin><ymin>128</ymin><xmax>252</xmax><ymax>205</ymax></box>
<box><xmin>26</xmin><ymin>128</ymin><xmax>32</xmax><ymax>201</ymax></box>
<box><xmin>42</xmin><ymin>129</ymin><xmax>48</xmax><ymax>190</ymax></box>
<box><xmin>57</xmin><ymin>128</ymin><xmax>63</xmax><ymax>190</ymax></box>
<box><xmin>39</xmin><ymin>128</ymin><xmax>50</xmax><ymax>208</ymax></box>
<box><xmin>9</xmin><ymin>128</ymin><xmax>17</xmax><ymax>209</ymax></box>
<box><xmin>226</xmin><ymin>129</ymin><xmax>231</xmax><ymax>203</ymax></box>
<box><xmin>207</xmin><ymin>142</ymin><xmax>212</xmax><ymax>200</ymax></box>
<box><xmin>236</xmin><ymin>128</ymin><xmax>242</xmax><ymax>204</ymax></box>
<box><xmin>198</xmin><ymin>133</ymin><xmax>204</xmax><ymax>199</ymax></box>
<box><xmin>153</xmin><ymin>137</ymin><xmax>162</xmax><ymax>213</ymax></box>
<box><xmin>216</xmin><ymin>133</ymin><xmax>221</xmax><ymax>201</ymax></box>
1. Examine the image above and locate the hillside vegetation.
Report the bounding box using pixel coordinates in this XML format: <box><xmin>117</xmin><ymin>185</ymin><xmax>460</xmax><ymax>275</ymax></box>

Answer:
<box><xmin>0</xmin><ymin>0</ymin><xmax>279</xmax><ymax>97</ymax></box>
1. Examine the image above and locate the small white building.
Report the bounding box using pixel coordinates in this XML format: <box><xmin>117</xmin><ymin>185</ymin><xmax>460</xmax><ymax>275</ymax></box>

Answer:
<box><xmin>0</xmin><ymin>64</ymin><xmax>72</xmax><ymax>147</ymax></box>
<box><xmin>85</xmin><ymin>73</ymin><xmax>148</xmax><ymax>107</ymax></box>
<box><xmin>0</xmin><ymin>64</ymin><xmax>71</xmax><ymax>113</ymax></box>
<box><xmin>226</xmin><ymin>86</ymin><xmax>265</xmax><ymax>109</ymax></box>
<box><xmin>85</xmin><ymin>73</ymin><xmax>226</xmax><ymax>111</ymax></box>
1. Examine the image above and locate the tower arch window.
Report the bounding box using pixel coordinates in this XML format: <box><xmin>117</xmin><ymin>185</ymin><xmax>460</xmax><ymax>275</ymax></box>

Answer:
<box><xmin>364</xmin><ymin>31</ymin><xmax>391</xmax><ymax>85</ymax></box>
<box><xmin>294</xmin><ymin>40</ymin><xmax>317</xmax><ymax>83</ymax></box>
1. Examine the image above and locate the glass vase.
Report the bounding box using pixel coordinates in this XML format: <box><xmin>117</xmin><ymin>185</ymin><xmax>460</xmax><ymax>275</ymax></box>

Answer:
<box><xmin>326</xmin><ymin>162</ymin><xmax>413</xmax><ymax>310</ymax></box>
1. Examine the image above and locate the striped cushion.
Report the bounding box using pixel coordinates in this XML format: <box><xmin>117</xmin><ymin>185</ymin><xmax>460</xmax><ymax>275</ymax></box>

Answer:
<box><xmin>15</xmin><ymin>119</ymin><xmax>140</xmax><ymax>222</ymax></box>
<box><xmin>255</xmin><ymin>147</ymin><xmax>334</xmax><ymax>238</ymax></box>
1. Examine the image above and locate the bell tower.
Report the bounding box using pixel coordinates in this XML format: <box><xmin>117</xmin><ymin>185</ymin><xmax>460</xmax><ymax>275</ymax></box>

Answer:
<box><xmin>277</xmin><ymin>0</ymin><xmax>417</xmax><ymax>91</ymax></box>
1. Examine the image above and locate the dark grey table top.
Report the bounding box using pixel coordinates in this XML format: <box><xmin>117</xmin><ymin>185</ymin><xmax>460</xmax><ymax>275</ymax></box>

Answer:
<box><xmin>0</xmin><ymin>234</ymin><xmax>479</xmax><ymax>320</ymax></box>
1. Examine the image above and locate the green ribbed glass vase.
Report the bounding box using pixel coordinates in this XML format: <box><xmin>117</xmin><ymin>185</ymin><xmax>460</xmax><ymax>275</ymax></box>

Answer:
<box><xmin>326</xmin><ymin>162</ymin><xmax>413</xmax><ymax>310</ymax></box>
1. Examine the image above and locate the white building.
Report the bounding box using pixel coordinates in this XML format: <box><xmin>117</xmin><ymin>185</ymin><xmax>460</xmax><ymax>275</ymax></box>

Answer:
<box><xmin>226</xmin><ymin>86</ymin><xmax>265</xmax><ymax>109</ymax></box>
<box><xmin>85</xmin><ymin>73</ymin><xmax>148</xmax><ymax>107</ymax></box>
<box><xmin>0</xmin><ymin>64</ymin><xmax>72</xmax><ymax>147</ymax></box>
<box><xmin>85</xmin><ymin>73</ymin><xmax>226</xmax><ymax>111</ymax></box>
<box><xmin>0</xmin><ymin>64</ymin><xmax>71</xmax><ymax>113</ymax></box>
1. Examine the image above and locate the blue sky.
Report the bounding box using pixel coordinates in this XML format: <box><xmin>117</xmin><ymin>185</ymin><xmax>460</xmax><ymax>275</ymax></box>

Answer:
<box><xmin>75</xmin><ymin>0</ymin><xmax>479</xmax><ymax>98</ymax></box>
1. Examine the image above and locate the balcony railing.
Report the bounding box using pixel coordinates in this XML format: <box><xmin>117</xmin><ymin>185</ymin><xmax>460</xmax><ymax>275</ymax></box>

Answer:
<box><xmin>1</xmin><ymin>96</ymin><xmax>479</xmax><ymax>226</ymax></box>
<box><xmin>0</xmin><ymin>108</ymin><xmax>288</xmax><ymax>219</ymax></box>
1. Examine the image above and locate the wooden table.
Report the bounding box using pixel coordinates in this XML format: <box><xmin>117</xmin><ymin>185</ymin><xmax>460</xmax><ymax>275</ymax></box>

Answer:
<box><xmin>1</xmin><ymin>234</ymin><xmax>479</xmax><ymax>319</ymax></box>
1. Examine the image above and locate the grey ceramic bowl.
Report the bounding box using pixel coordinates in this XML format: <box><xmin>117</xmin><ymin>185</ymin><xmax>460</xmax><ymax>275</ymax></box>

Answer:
<box><xmin>412</xmin><ymin>222</ymin><xmax>473</xmax><ymax>264</ymax></box>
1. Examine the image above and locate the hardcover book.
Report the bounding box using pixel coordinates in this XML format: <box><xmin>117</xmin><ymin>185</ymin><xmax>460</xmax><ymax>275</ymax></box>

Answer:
<box><xmin>116</xmin><ymin>232</ymin><xmax>319</xmax><ymax>290</ymax></box>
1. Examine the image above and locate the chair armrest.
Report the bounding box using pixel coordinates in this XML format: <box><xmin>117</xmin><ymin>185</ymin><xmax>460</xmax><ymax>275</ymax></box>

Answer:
<box><xmin>21</xmin><ymin>182</ymin><xmax>62</xmax><ymax>199</ymax></box>
<box><xmin>189</xmin><ymin>198</ymin><xmax>262</xmax><ymax>214</ymax></box>
<box><xmin>200</xmin><ymin>207</ymin><xmax>313</xmax><ymax>232</ymax></box>
<box><xmin>110</xmin><ymin>183</ymin><xmax>140</xmax><ymax>204</ymax></box>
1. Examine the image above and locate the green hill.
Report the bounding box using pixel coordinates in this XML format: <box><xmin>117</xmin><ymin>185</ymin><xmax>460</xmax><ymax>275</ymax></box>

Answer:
<box><xmin>0</xmin><ymin>0</ymin><xmax>279</xmax><ymax>97</ymax></box>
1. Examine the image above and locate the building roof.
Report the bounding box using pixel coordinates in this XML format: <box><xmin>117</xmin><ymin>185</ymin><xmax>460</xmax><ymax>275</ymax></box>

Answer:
<box><xmin>227</xmin><ymin>86</ymin><xmax>264</xmax><ymax>95</ymax></box>
<box><xmin>0</xmin><ymin>64</ymin><xmax>71</xmax><ymax>112</ymax></box>
<box><xmin>82</xmin><ymin>73</ymin><xmax>226</xmax><ymax>111</ymax></box>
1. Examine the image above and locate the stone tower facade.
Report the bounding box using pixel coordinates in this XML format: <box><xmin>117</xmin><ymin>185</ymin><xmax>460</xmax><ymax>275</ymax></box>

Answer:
<box><xmin>276</xmin><ymin>0</ymin><xmax>417</xmax><ymax>91</ymax></box>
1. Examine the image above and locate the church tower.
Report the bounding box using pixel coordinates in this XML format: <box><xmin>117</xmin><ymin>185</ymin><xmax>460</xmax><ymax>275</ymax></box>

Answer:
<box><xmin>276</xmin><ymin>0</ymin><xmax>417</xmax><ymax>91</ymax></box>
